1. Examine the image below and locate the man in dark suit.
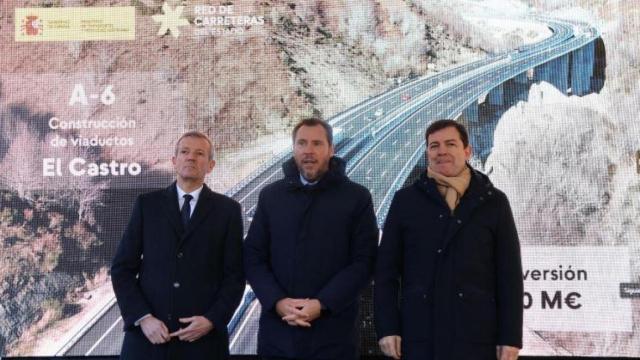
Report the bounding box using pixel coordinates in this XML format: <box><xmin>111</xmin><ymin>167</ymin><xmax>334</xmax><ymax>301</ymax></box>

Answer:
<box><xmin>374</xmin><ymin>120</ymin><xmax>523</xmax><ymax>360</ymax></box>
<box><xmin>244</xmin><ymin>118</ymin><xmax>379</xmax><ymax>359</ymax></box>
<box><xmin>111</xmin><ymin>131</ymin><xmax>245</xmax><ymax>360</ymax></box>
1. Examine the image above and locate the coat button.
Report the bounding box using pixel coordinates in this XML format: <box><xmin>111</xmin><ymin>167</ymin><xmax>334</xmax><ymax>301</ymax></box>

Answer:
<box><xmin>167</xmin><ymin>313</ymin><xmax>172</xmax><ymax>320</ymax></box>
<box><xmin>479</xmin><ymin>196</ymin><xmax>484</xmax><ymax>201</ymax></box>
<box><xmin>439</xmin><ymin>214</ymin><xmax>444</xmax><ymax>219</ymax></box>
<box><xmin>458</xmin><ymin>292</ymin><xmax>464</xmax><ymax>298</ymax></box>
<box><xmin>177</xmin><ymin>252</ymin><xmax>183</xmax><ymax>259</ymax></box>
<box><xmin>457</xmin><ymin>219</ymin><xmax>462</xmax><ymax>224</ymax></box>
<box><xmin>437</xmin><ymin>249</ymin><xmax>442</xmax><ymax>253</ymax></box>
<box><xmin>173</xmin><ymin>282</ymin><xmax>180</xmax><ymax>288</ymax></box>
<box><xmin>488</xmin><ymin>191</ymin><xmax>493</xmax><ymax>195</ymax></box>
<box><xmin>423</xmin><ymin>294</ymin><xmax>428</xmax><ymax>300</ymax></box>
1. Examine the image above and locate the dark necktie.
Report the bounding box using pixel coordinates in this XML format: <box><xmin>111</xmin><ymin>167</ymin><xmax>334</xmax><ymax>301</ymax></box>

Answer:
<box><xmin>181</xmin><ymin>194</ymin><xmax>193</xmax><ymax>227</ymax></box>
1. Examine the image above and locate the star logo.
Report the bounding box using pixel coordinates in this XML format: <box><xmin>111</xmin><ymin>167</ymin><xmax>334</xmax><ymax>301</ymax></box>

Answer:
<box><xmin>152</xmin><ymin>3</ymin><xmax>190</xmax><ymax>38</ymax></box>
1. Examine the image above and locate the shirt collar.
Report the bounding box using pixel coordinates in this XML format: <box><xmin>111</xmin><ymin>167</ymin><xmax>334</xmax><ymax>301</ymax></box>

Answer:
<box><xmin>299</xmin><ymin>174</ymin><xmax>319</xmax><ymax>186</ymax></box>
<box><xmin>176</xmin><ymin>183</ymin><xmax>204</xmax><ymax>203</ymax></box>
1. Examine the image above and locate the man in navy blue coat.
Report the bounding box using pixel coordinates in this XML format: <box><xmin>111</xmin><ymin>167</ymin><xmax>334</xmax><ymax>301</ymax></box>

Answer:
<box><xmin>374</xmin><ymin>120</ymin><xmax>523</xmax><ymax>360</ymax></box>
<box><xmin>111</xmin><ymin>131</ymin><xmax>244</xmax><ymax>360</ymax></box>
<box><xmin>244</xmin><ymin>118</ymin><xmax>379</xmax><ymax>359</ymax></box>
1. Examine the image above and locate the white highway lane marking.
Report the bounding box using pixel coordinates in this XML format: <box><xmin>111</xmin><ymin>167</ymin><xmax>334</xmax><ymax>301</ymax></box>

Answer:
<box><xmin>229</xmin><ymin>300</ymin><xmax>260</xmax><ymax>349</ymax></box>
<box><xmin>85</xmin><ymin>316</ymin><xmax>122</xmax><ymax>356</ymax></box>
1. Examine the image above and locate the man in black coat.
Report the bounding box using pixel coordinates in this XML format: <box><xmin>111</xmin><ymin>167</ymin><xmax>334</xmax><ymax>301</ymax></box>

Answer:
<box><xmin>111</xmin><ymin>131</ymin><xmax>245</xmax><ymax>360</ymax></box>
<box><xmin>374</xmin><ymin>120</ymin><xmax>523</xmax><ymax>360</ymax></box>
<box><xmin>244</xmin><ymin>118</ymin><xmax>379</xmax><ymax>359</ymax></box>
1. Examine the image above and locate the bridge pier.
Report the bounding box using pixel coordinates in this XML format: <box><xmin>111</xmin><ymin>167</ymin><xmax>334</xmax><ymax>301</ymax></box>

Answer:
<box><xmin>514</xmin><ymin>71</ymin><xmax>528</xmax><ymax>84</ymax></box>
<box><xmin>462</xmin><ymin>100</ymin><xmax>479</xmax><ymax>123</ymax></box>
<box><xmin>487</xmin><ymin>84</ymin><xmax>504</xmax><ymax>107</ymax></box>
<box><xmin>591</xmin><ymin>37</ymin><xmax>606</xmax><ymax>92</ymax></box>
<box><xmin>504</xmin><ymin>79</ymin><xmax>530</xmax><ymax>106</ymax></box>
<box><xmin>534</xmin><ymin>54</ymin><xmax>569</xmax><ymax>94</ymax></box>
<box><xmin>571</xmin><ymin>41</ymin><xmax>595</xmax><ymax>96</ymax></box>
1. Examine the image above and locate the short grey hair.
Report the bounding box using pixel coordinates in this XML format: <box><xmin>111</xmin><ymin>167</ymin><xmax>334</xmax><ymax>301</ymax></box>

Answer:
<box><xmin>174</xmin><ymin>131</ymin><xmax>215</xmax><ymax>160</ymax></box>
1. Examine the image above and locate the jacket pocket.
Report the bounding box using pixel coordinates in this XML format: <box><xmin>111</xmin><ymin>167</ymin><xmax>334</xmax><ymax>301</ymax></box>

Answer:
<box><xmin>455</xmin><ymin>289</ymin><xmax>497</xmax><ymax>344</ymax></box>
<box><xmin>401</xmin><ymin>288</ymin><xmax>431</xmax><ymax>341</ymax></box>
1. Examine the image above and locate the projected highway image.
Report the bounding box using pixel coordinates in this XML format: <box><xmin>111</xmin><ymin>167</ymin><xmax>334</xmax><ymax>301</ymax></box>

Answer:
<box><xmin>0</xmin><ymin>0</ymin><xmax>638</xmax><ymax>357</ymax></box>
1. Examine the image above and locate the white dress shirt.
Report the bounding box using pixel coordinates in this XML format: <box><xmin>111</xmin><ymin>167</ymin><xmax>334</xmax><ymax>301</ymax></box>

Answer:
<box><xmin>176</xmin><ymin>184</ymin><xmax>203</xmax><ymax>217</ymax></box>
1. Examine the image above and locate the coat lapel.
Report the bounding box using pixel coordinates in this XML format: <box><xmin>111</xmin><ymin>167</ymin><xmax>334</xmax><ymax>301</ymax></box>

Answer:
<box><xmin>160</xmin><ymin>182</ymin><xmax>185</xmax><ymax>237</ymax></box>
<box><xmin>178</xmin><ymin>184</ymin><xmax>216</xmax><ymax>248</ymax></box>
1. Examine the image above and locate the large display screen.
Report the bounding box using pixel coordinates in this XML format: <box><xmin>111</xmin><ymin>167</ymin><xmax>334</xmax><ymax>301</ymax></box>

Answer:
<box><xmin>0</xmin><ymin>0</ymin><xmax>638</xmax><ymax>357</ymax></box>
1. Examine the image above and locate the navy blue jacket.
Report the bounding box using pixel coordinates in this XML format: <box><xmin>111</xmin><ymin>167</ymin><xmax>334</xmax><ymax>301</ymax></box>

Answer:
<box><xmin>111</xmin><ymin>183</ymin><xmax>245</xmax><ymax>360</ymax></box>
<box><xmin>244</xmin><ymin>157</ymin><xmax>379</xmax><ymax>359</ymax></box>
<box><xmin>374</xmin><ymin>168</ymin><xmax>523</xmax><ymax>360</ymax></box>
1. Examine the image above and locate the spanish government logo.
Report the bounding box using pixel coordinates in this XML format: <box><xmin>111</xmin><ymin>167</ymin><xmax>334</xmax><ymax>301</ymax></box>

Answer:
<box><xmin>15</xmin><ymin>7</ymin><xmax>135</xmax><ymax>42</ymax></box>
<box><xmin>21</xmin><ymin>15</ymin><xmax>43</xmax><ymax>36</ymax></box>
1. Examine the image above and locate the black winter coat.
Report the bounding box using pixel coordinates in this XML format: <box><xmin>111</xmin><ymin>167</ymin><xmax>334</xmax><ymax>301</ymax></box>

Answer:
<box><xmin>374</xmin><ymin>167</ymin><xmax>523</xmax><ymax>360</ymax></box>
<box><xmin>244</xmin><ymin>157</ymin><xmax>379</xmax><ymax>359</ymax></box>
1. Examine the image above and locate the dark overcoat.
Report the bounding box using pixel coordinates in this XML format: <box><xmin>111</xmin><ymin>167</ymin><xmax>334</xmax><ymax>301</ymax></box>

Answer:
<box><xmin>244</xmin><ymin>157</ymin><xmax>379</xmax><ymax>359</ymax></box>
<box><xmin>111</xmin><ymin>183</ymin><xmax>245</xmax><ymax>360</ymax></box>
<box><xmin>374</xmin><ymin>168</ymin><xmax>523</xmax><ymax>360</ymax></box>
